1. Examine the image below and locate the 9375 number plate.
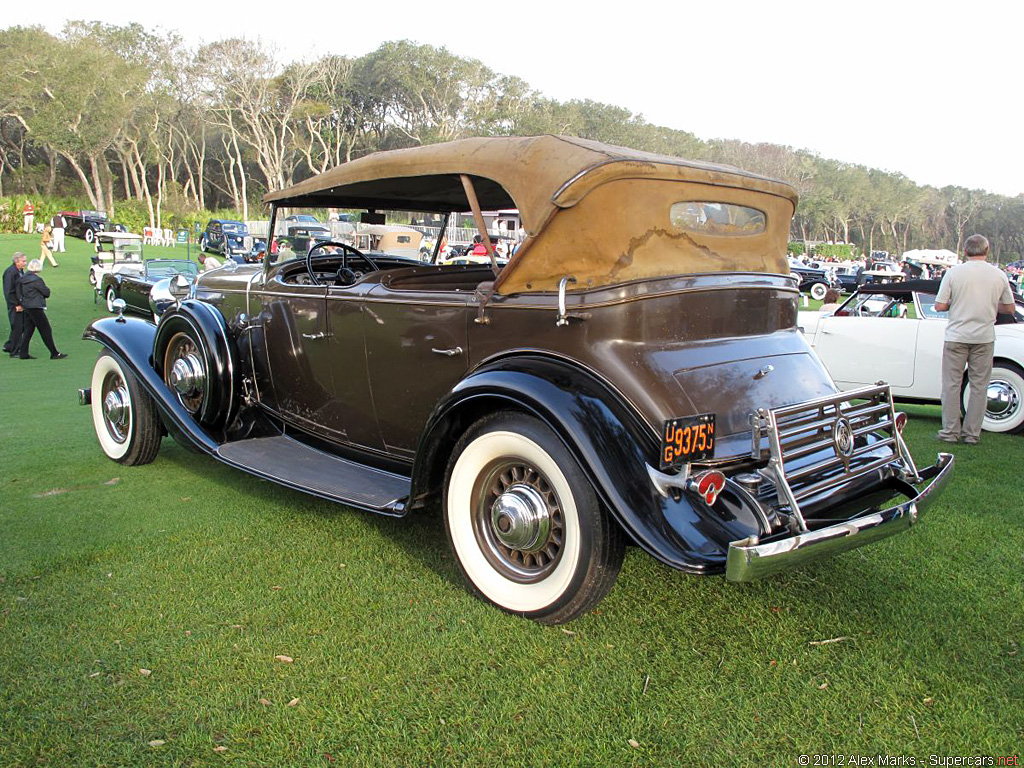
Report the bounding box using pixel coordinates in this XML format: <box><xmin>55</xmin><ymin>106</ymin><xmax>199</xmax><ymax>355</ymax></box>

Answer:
<box><xmin>660</xmin><ymin>413</ymin><xmax>716</xmax><ymax>469</ymax></box>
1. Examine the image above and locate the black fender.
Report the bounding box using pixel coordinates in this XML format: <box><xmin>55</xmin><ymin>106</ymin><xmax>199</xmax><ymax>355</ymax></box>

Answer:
<box><xmin>153</xmin><ymin>300</ymin><xmax>239</xmax><ymax>430</ymax></box>
<box><xmin>83</xmin><ymin>316</ymin><xmax>220</xmax><ymax>455</ymax></box>
<box><xmin>411</xmin><ymin>354</ymin><xmax>762</xmax><ymax>575</ymax></box>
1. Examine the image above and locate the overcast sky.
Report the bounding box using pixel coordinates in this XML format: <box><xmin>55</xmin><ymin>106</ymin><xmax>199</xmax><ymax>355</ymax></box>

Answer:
<box><xmin>9</xmin><ymin>0</ymin><xmax>1023</xmax><ymax>196</ymax></box>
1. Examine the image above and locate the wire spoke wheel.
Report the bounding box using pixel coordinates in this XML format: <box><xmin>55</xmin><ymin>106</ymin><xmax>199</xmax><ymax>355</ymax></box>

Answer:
<box><xmin>473</xmin><ymin>459</ymin><xmax>565</xmax><ymax>583</ymax></box>
<box><xmin>163</xmin><ymin>331</ymin><xmax>206</xmax><ymax>415</ymax></box>
<box><xmin>444</xmin><ymin>413</ymin><xmax>625</xmax><ymax>624</ymax></box>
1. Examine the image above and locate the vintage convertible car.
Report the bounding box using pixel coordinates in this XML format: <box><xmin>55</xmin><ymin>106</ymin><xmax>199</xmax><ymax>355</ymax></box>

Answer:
<box><xmin>79</xmin><ymin>136</ymin><xmax>953</xmax><ymax>623</ymax></box>
<box><xmin>100</xmin><ymin>258</ymin><xmax>199</xmax><ymax>319</ymax></box>
<box><xmin>799</xmin><ymin>279</ymin><xmax>1024</xmax><ymax>433</ymax></box>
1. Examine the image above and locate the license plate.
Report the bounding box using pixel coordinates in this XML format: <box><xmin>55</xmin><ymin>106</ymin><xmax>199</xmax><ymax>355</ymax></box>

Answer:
<box><xmin>660</xmin><ymin>413</ymin><xmax>716</xmax><ymax>469</ymax></box>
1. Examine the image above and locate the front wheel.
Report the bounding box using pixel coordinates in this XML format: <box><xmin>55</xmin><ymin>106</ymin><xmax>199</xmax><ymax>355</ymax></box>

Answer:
<box><xmin>443</xmin><ymin>413</ymin><xmax>625</xmax><ymax>624</ymax></box>
<box><xmin>962</xmin><ymin>362</ymin><xmax>1024</xmax><ymax>433</ymax></box>
<box><xmin>90</xmin><ymin>351</ymin><xmax>162</xmax><ymax>465</ymax></box>
<box><xmin>810</xmin><ymin>282</ymin><xmax>828</xmax><ymax>301</ymax></box>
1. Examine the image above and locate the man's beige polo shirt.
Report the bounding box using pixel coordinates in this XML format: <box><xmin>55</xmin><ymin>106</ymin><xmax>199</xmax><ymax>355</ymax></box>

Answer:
<box><xmin>935</xmin><ymin>260</ymin><xmax>1013</xmax><ymax>343</ymax></box>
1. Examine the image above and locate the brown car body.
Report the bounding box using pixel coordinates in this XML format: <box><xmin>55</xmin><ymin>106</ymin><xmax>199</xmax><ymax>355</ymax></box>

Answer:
<box><xmin>82</xmin><ymin>136</ymin><xmax>953</xmax><ymax>623</ymax></box>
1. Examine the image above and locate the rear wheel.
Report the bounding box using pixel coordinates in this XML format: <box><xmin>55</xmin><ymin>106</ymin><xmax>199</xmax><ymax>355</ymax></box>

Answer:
<box><xmin>90</xmin><ymin>351</ymin><xmax>161</xmax><ymax>465</ymax></box>
<box><xmin>85</xmin><ymin>228</ymin><xmax>95</xmax><ymax>243</ymax></box>
<box><xmin>443</xmin><ymin>412</ymin><xmax>624</xmax><ymax>624</ymax></box>
<box><xmin>961</xmin><ymin>362</ymin><xmax>1024</xmax><ymax>433</ymax></box>
<box><xmin>105</xmin><ymin>286</ymin><xmax>118</xmax><ymax>313</ymax></box>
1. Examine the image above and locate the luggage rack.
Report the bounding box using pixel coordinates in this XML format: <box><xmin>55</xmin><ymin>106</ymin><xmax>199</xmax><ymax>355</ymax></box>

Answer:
<box><xmin>749</xmin><ymin>384</ymin><xmax>918</xmax><ymax>532</ymax></box>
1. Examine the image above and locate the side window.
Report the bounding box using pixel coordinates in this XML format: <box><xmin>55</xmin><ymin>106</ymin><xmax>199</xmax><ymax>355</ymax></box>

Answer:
<box><xmin>917</xmin><ymin>294</ymin><xmax>948</xmax><ymax>319</ymax></box>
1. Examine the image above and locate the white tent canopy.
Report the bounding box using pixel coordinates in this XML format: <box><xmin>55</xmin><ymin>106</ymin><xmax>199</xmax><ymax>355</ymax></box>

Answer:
<box><xmin>901</xmin><ymin>248</ymin><xmax>959</xmax><ymax>266</ymax></box>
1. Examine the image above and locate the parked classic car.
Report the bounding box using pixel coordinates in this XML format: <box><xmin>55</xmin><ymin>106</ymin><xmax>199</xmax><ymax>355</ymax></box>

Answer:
<box><xmin>100</xmin><ymin>258</ymin><xmax>200</xmax><ymax>319</ymax></box>
<box><xmin>799</xmin><ymin>279</ymin><xmax>1024</xmax><ymax>433</ymax></box>
<box><xmin>63</xmin><ymin>210</ymin><xmax>125</xmax><ymax>242</ymax></box>
<box><xmin>89</xmin><ymin>232</ymin><xmax>144</xmax><ymax>289</ymax></box>
<box><xmin>788</xmin><ymin>260</ymin><xmax>839</xmax><ymax>300</ymax></box>
<box><xmin>201</xmin><ymin>219</ymin><xmax>252</xmax><ymax>259</ymax></box>
<box><xmin>79</xmin><ymin>136</ymin><xmax>953</xmax><ymax>624</ymax></box>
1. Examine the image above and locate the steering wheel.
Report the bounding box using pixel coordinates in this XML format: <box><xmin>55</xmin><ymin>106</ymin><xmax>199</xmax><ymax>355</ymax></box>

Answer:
<box><xmin>305</xmin><ymin>241</ymin><xmax>379</xmax><ymax>287</ymax></box>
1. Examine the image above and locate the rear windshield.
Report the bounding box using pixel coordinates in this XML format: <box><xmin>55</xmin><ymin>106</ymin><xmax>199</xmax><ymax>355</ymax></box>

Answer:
<box><xmin>670</xmin><ymin>202</ymin><xmax>766</xmax><ymax>236</ymax></box>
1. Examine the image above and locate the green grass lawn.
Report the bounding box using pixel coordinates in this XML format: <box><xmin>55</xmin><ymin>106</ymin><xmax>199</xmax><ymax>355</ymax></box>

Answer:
<box><xmin>0</xmin><ymin>234</ymin><xmax>1021</xmax><ymax>765</ymax></box>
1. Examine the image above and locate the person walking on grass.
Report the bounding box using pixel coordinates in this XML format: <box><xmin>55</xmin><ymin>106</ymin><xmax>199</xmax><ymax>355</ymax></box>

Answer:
<box><xmin>39</xmin><ymin>224</ymin><xmax>59</xmax><ymax>268</ymax></box>
<box><xmin>50</xmin><ymin>212</ymin><xmax>67</xmax><ymax>253</ymax></box>
<box><xmin>3</xmin><ymin>252</ymin><xmax>27</xmax><ymax>356</ymax></box>
<box><xmin>15</xmin><ymin>259</ymin><xmax>66</xmax><ymax>360</ymax></box>
<box><xmin>934</xmin><ymin>234</ymin><xmax>1014</xmax><ymax>444</ymax></box>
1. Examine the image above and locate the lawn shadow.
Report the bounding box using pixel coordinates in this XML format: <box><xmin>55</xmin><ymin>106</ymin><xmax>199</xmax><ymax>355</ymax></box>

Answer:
<box><xmin>155</xmin><ymin>438</ymin><xmax>459</xmax><ymax>583</ymax></box>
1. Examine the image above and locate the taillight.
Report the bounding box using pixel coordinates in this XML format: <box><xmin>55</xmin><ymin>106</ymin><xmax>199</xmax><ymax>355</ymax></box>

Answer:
<box><xmin>687</xmin><ymin>470</ymin><xmax>726</xmax><ymax>506</ymax></box>
<box><xmin>894</xmin><ymin>411</ymin><xmax>908</xmax><ymax>433</ymax></box>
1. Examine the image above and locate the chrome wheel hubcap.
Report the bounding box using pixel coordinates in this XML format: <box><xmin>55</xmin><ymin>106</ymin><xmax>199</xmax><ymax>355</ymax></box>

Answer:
<box><xmin>473</xmin><ymin>461</ymin><xmax>565</xmax><ymax>583</ymax></box>
<box><xmin>170</xmin><ymin>354</ymin><xmax>205</xmax><ymax>397</ymax></box>
<box><xmin>490</xmin><ymin>483</ymin><xmax>550</xmax><ymax>552</ymax></box>
<box><xmin>986</xmin><ymin>380</ymin><xmax>1020</xmax><ymax>421</ymax></box>
<box><xmin>103</xmin><ymin>386</ymin><xmax>130</xmax><ymax>429</ymax></box>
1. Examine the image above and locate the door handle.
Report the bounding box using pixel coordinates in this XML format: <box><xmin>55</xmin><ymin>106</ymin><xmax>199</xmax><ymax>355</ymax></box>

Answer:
<box><xmin>302</xmin><ymin>332</ymin><xmax>327</xmax><ymax>340</ymax></box>
<box><xmin>431</xmin><ymin>346</ymin><xmax>463</xmax><ymax>357</ymax></box>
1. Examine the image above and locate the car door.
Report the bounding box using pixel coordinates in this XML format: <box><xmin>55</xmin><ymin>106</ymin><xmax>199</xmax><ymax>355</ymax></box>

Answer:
<box><xmin>118</xmin><ymin>267</ymin><xmax>152</xmax><ymax>313</ymax></box>
<box><xmin>362</xmin><ymin>282</ymin><xmax>472</xmax><ymax>456</ymax></box>
<box><xmin>814</xmin><ymin>309</ymin><xmax>921</xmax><ymax>389</ymax></box>
<box><xmin>251</xmin><ymin>265</ymin><xmax>338</xmax><ymax>438</ymax></box>
<box><xmin>911</xmin><ymin>292</ymin><xmax>948</xmax><ymax>400</ymax></box>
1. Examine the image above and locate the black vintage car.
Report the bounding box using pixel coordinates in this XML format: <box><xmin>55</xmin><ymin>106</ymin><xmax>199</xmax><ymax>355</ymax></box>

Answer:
<box><xmin>201</xmin><ymin>219</ymin><xmax>251</xmax><ymax>259</ymax></box>
<box><xmin>100</xmin><ymin>259</ymin><xmax>199</xmax><ymax>319</ymax></box>
<box><xmin>788</xmin><ymin>260</ymin><xmax>840</xmax><ymax>300</ymax></box>
<box><xmin>62</xmin><ymin>210</ymin><xmax>125</xmax><ymax>243</ymax></box>
<box><xmin>79</xmin><ymin>136</ymin><xmax>952</xmax><ymax>624</ymax></box>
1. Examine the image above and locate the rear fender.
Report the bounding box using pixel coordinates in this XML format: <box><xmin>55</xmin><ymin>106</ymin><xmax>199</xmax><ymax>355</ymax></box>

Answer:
<box><xmin>412</xmin><ymin>354</ymin><xmax>761</xmax><ymax>574</ymax></box>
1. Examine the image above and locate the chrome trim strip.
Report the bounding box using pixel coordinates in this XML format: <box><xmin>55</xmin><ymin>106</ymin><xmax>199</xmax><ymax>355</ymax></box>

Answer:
<box><xmin>726</xmin><ymin>452</ymin><xmax>953</xmax><ymax>581</ymax></box>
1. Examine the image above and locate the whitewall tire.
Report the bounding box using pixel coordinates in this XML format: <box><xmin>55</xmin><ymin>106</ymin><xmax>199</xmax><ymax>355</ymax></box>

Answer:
<box><xmin>444</xmin><ymin>413</ymin><xmax>624</xmax><ymax>624</ymax></box>
<box><xmin>962</xmin><ymin>363</ymin><xmax>1024</xmax><ymax>434</ymax></box>
<box><xmin>810</xmin><ymin>282</ymin><xmax>828</xmax><ymax>301</ymax></box>
<box><xmin>105</xmin><ymin>287</ymin><xmax>117</xmax><ymax>313</ymax></box>
<box><xmin>90</xmin><ymin>351</ymin><xmax>162</xmax><ymax>465</ymax></box>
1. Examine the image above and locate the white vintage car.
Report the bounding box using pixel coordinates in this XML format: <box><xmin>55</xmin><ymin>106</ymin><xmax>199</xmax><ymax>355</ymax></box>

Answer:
<box><xmin>799</xmin><ymin>279</ymin><xmax>1024</xmax><ymax>433</ymax></box>
<box><xmin>88</xmin><ymin>232</ymin><xmax>144</xmax><ymax>289</ymax></box>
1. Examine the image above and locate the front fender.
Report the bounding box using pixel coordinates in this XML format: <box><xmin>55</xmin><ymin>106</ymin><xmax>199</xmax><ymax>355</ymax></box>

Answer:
<box><xmin>413</xmin><ymin>355</ymin><xmax>760</xmax><ymax>574</ymax></box>
<box><xmin>83</xmin><ymin>316</ymin><xmax>220</xmax><ymax>455</ymax></box>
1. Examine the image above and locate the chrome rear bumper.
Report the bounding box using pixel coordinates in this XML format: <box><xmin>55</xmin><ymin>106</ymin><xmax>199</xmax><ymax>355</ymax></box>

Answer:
<box><xmin>725</xmin><ymin>452</ymin><xmax>953</xmax><ymax>582</ymax></box>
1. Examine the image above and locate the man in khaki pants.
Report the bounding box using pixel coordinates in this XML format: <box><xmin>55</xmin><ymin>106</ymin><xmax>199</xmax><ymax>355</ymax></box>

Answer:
<box><xmin>934</xmin><ymin>234</ymin><xmax>1015</xmax><ymax>443</ymax></box>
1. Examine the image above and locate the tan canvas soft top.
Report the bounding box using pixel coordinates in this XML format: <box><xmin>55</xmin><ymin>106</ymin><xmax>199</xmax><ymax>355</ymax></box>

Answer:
<box><xmin>265</xmin><ymin>135</ymin><xmax>798</xmax><ymax>238</ymax></box>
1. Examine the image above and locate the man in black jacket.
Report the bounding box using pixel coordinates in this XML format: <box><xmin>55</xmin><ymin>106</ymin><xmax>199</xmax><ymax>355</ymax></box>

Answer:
<box><xmin>16</xmin><ymin>259</ymin><xmax>66</xmax><ymax>360</ymax></box>
<box><xmin>3</xmin><ymin>251</ymin><xmax>26</xmax><ymax>356</ymax></box>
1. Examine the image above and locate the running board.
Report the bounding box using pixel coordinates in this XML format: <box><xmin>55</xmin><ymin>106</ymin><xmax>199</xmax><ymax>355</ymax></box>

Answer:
<box><xmin>217</xmin><ymin>436</ymin><xmax>410</xmax><ymax>515</ymax></box>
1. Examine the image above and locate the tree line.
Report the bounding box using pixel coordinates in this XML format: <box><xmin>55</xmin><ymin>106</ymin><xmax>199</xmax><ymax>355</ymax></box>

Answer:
<box><xmin>2</xmin><ymin>22</ymin><xmax>1022</xmax><ymax>261</ymax></box>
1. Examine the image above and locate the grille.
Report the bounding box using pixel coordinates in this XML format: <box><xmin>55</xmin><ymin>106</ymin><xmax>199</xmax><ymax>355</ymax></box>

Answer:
<box><xmin>750</xmin><ymin>384</ymin><xmax>911</xmax><ymax>531</ymax></box>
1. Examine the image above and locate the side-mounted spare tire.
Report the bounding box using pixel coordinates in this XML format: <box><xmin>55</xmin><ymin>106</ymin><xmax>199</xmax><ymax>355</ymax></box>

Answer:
<box><xmin>154</xmin><ymin>301</ymin><xmax>238</xmax><ymax>431</ymax></box>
